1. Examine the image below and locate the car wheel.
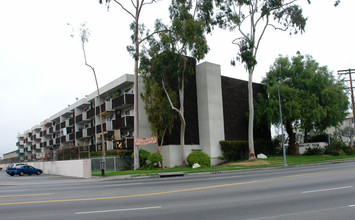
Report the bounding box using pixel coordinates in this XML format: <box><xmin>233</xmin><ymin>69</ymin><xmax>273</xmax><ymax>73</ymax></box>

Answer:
<box><xmin>19</xmin><ymin>171</ymin><xmax>24</xmax><ymax>176</ymax></box>
<box><xmin>37</xmin><ymin>171</ymin><xmax>41</xmax><ymax>175</ymax></box>
<box><xmin>10</xmin><ymin>173</ymin><xmax>15</xmax><ymax>176</ymax></box>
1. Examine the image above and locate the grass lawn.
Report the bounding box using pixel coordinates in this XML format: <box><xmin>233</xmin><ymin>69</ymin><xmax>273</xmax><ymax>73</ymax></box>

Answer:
<box><xmin>92</xmin><ymin>154</ymin><xmax>355</xmax><ymax>177</ymax></box>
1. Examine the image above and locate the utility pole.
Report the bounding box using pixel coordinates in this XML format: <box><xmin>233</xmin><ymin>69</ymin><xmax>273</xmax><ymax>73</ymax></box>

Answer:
<box><xmin>338</xmin><ymin>69</ymin><xmax>355</xmax><ymax>129</ymax></box>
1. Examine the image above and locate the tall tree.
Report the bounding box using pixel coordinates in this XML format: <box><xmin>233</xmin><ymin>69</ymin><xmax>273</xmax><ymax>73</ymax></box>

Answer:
<box><xmin>141</xmin><ymin>0</ymin><xmax>213</xmax><ymax>165</ymax></box>
<box><xmin>68</xmin><ymin>23</ymin><xmax>106</xmax><ymax>169</ymax></box>
<box><xmin>140</xmin><ymin>68</ymin><xmax>177</xmax><ymax>168</ymax></box>
<box><xmin>99</xmin><ymin>0</ymin><xmax>160</xmax><ymax>170</ymax></box>
<box><xmin>255</xmin><ymin>53</ymin><xmax>349</xmax><ymax>152</ymax></box>
<box><xmin>214</xmin><ymin>0</ymin><xmax>308</xmax><ymax>159</ymax></box>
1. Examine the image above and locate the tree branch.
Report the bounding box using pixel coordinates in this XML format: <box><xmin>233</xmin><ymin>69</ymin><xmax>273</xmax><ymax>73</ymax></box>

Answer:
<box><xmin>112</xmin><ymin>0</ymin><xmax>135</xmax><ymax>18</ymax></box>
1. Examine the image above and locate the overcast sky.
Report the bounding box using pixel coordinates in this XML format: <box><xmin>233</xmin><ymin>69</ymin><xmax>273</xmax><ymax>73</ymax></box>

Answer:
<box><xmin>1</xmin><ymin>0</ymin><xmax>354</xmax><ymax>157</ymax></box>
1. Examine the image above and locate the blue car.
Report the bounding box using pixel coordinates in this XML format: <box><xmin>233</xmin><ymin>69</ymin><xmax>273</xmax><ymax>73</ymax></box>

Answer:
<box><xmin>6</xmin><ymin>164</ymin><xmax>43</xmax><ymax>176</ymax></box>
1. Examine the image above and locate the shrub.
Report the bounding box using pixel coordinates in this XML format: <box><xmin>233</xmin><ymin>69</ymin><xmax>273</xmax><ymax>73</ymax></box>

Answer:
<box><xmin>331</xmin><ymin>149</ymin><xmax>345</xmax><ymax>156</ymax></box>
<box><xmin>343</xmin><ymin>146</ymin><xmax>355</xmax><ymax>155</ymax></box>
<box><xmin>186</xmin><ymin>151</ymin><xmax>211</xmax><ymax>167</ymax></box>
<box><xmin>148</xmin><ymin>153</ymin><xmax>163</xmax><ymax>169</ymax></box>
<box><xmin>219</xmin><ymin>141</ymin><xmax>248</xmax><ymax>161</ymax></box>
<box><xmin>304</xmin><ymin>146</ymin><xmax>325</xmax><ymax>156</ymax></box>
<box><xmin>305</xmin><ymin>133</ymin><xmax>328</xmax><ymax>143</ymax></box>
<box><xmin>131</xmin><ymin>149</ymin><xmax>151</xmax><ymax>168</ymax></box>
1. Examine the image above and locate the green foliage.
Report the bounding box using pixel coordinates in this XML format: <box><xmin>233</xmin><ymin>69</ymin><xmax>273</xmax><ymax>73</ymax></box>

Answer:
<box><xmin>325</xmin><ymin>138</ymin><xmax>354</xmax><ymax>156</ymax></box>
<box><xmin>186</xmin><ymin>151</ymin><xmax>211</xmax><ymax>167</ymax></box>
<box><xmin>131</xmin><ymin>149</ymin><xmax>151</xmax><ymax>168</ymax></box>
<box><xmin>219</xmin><ymin>141</ymin><xmax>249</xmax><ymax>161</ymax></box>
<box><xmin>148</xmin><ymin>153</ymin><xmax>163</xmax><ymax>169</ymax></box>
<box><xmin>343</xmin><ymin>146</ymin><xmax>355</xmax><ymax>155</ymax></box>
<box><xmin>220</xmin><ymin>140</ymin><xmax>275</xmax><ymax>162</ymax></box>
<box><xmin>255</xmin><ymin>53</ymin><xmax>349</xmax><ymax>150</ymax></box>
<box><xmin>305</xmin><ymin>133</ymin><xmax>329</xmax><ymax>143</ymax></box>
<box><xmin>140</xmin><ymin>63</ymin><xmax>176</xmax><ymax>145</ymax></box>
<box><xmin>304</xmin><ymin>146</ymin><xmax>325</xmax><ymax>156</ymax></box>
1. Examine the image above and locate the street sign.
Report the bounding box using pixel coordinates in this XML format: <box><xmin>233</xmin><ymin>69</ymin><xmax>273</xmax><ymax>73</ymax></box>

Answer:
<box><xmin>134</xmin><ymin>136</ymin><xmax>158</xmax><ymax>146</ymax></box>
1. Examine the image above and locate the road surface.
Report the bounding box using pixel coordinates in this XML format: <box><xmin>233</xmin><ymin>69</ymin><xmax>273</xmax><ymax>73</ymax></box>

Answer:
<box><xmin>1</xmin><ymin>161</ymin><xmax>355</xmax><ymax>219</ymax></box>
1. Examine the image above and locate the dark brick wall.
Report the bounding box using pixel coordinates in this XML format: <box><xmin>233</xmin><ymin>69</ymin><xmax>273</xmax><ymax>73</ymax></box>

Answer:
<box><xmin>221</xmin><ymin>76</ymin><xmax>271</xmax><ymax>141</ymax></box>
<box><xmin>163</xmin><ymin>58</ymin><xmax>200</xmax><ymax>145</ymax></box>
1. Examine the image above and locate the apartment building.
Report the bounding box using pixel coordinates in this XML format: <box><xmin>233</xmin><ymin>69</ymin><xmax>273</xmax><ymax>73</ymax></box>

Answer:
<box><xmin>16</xmin><ymin>62</ymin><xmax>271</xmax><ymax>167</ymax></box>
<box><xmin>17</xmin><ymin>74</ymin><xmax>136</xmax><ymax>162</ymax></box>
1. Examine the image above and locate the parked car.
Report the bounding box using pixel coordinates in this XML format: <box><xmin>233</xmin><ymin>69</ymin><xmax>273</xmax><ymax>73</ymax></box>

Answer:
<box><xmin>6</xmin><ymin>164</ymin><xmax>43</xmax><ymax>176</ymax></box>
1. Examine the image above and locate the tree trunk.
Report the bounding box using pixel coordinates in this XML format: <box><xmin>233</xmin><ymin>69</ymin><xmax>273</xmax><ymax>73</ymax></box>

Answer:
<box><xmin>285</xmin><ymin>121</ymin><xmax>296</xmax><ymax>154</ymax></box>
<box><xmin>248</xmin><ymin>72</ymin><xmax>256</xmax><ymax>160</ymax></box>
<box><xmin>133</xmin><ymin>10</ymin><xmax>140</xmax><ymax>170</ymax></box>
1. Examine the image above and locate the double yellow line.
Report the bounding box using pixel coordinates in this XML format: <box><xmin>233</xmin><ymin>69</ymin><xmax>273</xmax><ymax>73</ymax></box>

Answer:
<box><xmin>0</xmin><ymin>168</ymin><xmax>353</xmax><ymax>206</ymax></box>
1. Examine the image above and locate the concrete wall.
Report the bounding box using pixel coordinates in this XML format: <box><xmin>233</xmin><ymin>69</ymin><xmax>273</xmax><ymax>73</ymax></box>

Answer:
<box><xmin>196</xmin><ymin>62</ymin><xmax>225</xmax><ymax>165</ymax></box>
<box><xmin>298</xmin><ymin>142</ymin><xmax>328</xmax><ymax>155</ymax></box>
<box><xmin>1</xmin><ymin>159</ymin><xmax>91</xmax><ymax>178</ymax></box>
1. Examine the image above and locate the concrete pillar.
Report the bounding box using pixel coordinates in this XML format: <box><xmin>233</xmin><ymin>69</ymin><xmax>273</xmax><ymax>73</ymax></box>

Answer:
<box><xmin>196</xmin><ymin>62</ymin><xmax>225</xmax><ymax>165</ymax></box>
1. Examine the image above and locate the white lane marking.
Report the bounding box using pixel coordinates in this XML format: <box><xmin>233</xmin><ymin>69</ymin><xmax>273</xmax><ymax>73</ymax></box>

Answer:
<box><xmin>302</xmin><ymin>186</ymin><xmax>352</xmax><ymax>194</ymax></box>
<box><xmin>349</xmin><ymin>204</ymin><xmax>355</xmax><ymax>207</ymax></box>
<box><xmin>76</xmin><ymin>206</ymin><xmax>162</xmax><ymax>215</ymax></box>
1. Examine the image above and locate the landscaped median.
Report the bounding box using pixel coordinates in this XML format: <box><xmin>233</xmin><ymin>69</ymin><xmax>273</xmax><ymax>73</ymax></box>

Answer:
<box><xmin>92</xmin><ymin>154</ymin><xmax>355</xmax><ymax>178</ymax></box>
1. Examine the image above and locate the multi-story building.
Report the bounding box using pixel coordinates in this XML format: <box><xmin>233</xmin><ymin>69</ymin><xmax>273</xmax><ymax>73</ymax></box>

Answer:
<box><xmin>16</xmin><ymin>62</ymin><xmax>271</xmax><ymax>167</ymax></box>
<box><xmin>17</xmin><ymin>74</ymin><xmax>136</xmax><ymax>162</ymax></box>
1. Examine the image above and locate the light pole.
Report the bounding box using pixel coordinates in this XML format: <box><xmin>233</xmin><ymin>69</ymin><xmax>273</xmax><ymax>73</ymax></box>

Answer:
<box><xmin>278</xmin><ymin>78</ymin><xmax>290</xmax><ymax>167</ymax></box>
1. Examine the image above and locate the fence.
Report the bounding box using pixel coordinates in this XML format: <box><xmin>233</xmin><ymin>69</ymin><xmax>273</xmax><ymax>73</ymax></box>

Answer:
<box><xmin>91</xmin><ymin>156</ymin><xmax>133</xmax><ymax>174</ymax></box>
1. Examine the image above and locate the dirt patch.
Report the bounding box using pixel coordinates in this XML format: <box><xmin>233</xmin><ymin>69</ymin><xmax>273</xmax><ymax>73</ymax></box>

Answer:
<box><xmin>225</xmin><ymin>159</ymin><xmax>270</xmax><ymax>166</ymax></box>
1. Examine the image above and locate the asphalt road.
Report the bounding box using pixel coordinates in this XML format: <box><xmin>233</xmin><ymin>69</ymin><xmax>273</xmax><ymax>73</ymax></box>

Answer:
<box><xmin>1</xmin><ymin>162</ymin><xmax>355</xmax><ymax>220</ymax></box>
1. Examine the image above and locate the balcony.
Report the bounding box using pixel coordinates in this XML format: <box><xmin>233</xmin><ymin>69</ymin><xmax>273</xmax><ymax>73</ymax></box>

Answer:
<box><xmin>54</xmin><ymin>124</ymin><xmax>60</xmax><ymax>133</ymax></box>
<box><xmin>64</xmin><ymin>118</ymin><xmax>73</xmax><ymax>127</ymax></box>
<box><xmin>61</xmin><ymin>136</ymin><xmax>66</xmax><ymax>143</ymax></box>
<box><xmin>40</xmin><ymin>142</ymin><xmax>47</xmax><ymax>148</ymax></box>
<box><xmin>113</xmin><ymin>116</ymin><xmax>134</xmax><ymax>129</ymax></box>
<box><xmin>96</xmin><ymin>103</ymin><xmax>106</xmax><ymax>115</ymax></box>
<box><xmin>68</xmin><ymin>133</ymin><xmax>74</xmax><ymax>141</ymax></box>
<box><xmin>48</xmin><ymin>139</ymin><xmax>53</xmax><ymax>146</ymax></box>
<box><xmin>76</xmin><ymin>129</ymin><xmax>89</xmax><ymax>139</ymax></box>
<box><xmin>35</xmin><ymin>143</ymin><xmax>41</xmax><ymax>150</ymax></box>
<box><xmin>76</xmin><ymin>114</ymin><xmax>83</xmax><ymax>123</ymax></box>
<box><xmin>48</xmin><ymin>127</ymin><xmax>53</xmax><ymax>134</ymax></box>
<box><xmin>87</xmin><ymin>127</ymin><xmax>95</xmax><ymax>136</ymax></box>
<box><xmin>96</xmin><ymin>123</ymin><xmax>107</xmax><ymax>133</ymax></box>
<box><xmin>60</xmin><ymin>121</ymin><xmax>66</xmax><ymax>129</ymax></box>
<box><xmin>112</xmin><ymin>94</ymin><xmax>134</xmax><ymax>110</ymax></box>
<box><xmin>86</xmin><ymin>108</ymin><xmax>95</xmax><ymax>119</ymax></box>
<box><xmin>55</xmin><ymin>137</ymin><xmax>60</xmax><ymax>145</ymax></box>
<box><xmin>19</xmin><ymin>148</ymin><xmax>24</xmax><ymax>153</ymax></box>
<box><xmin>19</xmin><ymin>140</ymin><xmax>24</xmax><ymax>145</ymax></box>
<box><xmin>99</xmin><ymin>101</ymin><xmax>114</xmax><ymax>116</ymax></box>
<box><xmin>34</xmin><ymin>134</ymin><xmax>41</xmax><ymax>140</ymax></box>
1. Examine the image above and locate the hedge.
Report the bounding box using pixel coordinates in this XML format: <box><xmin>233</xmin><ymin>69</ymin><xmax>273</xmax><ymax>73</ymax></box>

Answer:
<box><xmin>219</xmin><ymin>140</ymin><xmax>274</xmax><ymax>162</ymax></box>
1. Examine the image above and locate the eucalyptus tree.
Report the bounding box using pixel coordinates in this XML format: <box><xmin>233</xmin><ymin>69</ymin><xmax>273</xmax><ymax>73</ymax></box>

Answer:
<box><xmin>99</xmin><ymin>0</ymin><xmax>161</xmax><ymax>170</ymax></box>
<box><xmin>140</xmin><ymin>70</ymin><xmax>177</xmax><ymax>168</ymax></box>
<box><xmin>214</xmin><ymin>0</ymin><xmax>309</xmax><ymax>159</ymax></box>
<box><xmin>255</xmin><ymin>53</ymin><xmax>349</xmax><ymax>152</ymax></box>
<box><xmin>68</xmin><ymin>23</ymin><xmax>106</xmax><ymax>167</ymax></box>
<box><xmin>140</xmin><ymin>0</ymin><xmax>213</xmax><ymax>165</ymax></box>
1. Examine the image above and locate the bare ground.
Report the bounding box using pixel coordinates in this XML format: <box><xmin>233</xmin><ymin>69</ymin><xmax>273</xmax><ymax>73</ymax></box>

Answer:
<box><xmin>225</xmin><ymin>159</ymin><xmax>270</xmax><ymax>166</ymax></box>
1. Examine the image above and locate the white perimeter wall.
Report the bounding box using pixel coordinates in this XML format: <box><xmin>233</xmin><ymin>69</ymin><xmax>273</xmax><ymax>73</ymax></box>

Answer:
<box><xmin>1</xmin><ymin>159</ymin><xmax>91</xmax><ymax>178</ymax></box>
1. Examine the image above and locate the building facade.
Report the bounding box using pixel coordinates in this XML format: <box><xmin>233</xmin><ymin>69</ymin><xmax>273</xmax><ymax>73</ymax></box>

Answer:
<box><xmin>16</xmin><ymin>62</ymin><xmax>270</xmax><ymax>167</ymax></box>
